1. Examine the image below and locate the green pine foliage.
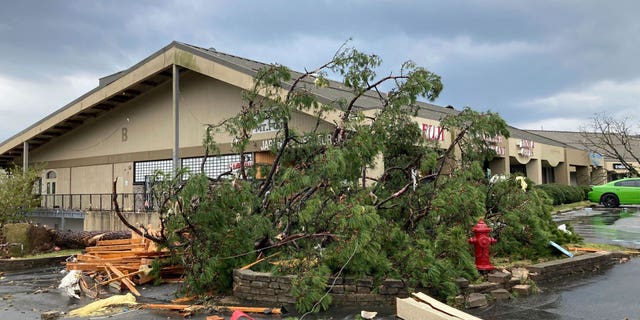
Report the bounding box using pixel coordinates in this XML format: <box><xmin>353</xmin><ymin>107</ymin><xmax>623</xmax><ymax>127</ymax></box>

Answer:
<box><xmin>148</xmin><ymin>44</ymin><xmax>581</xmax><ymax>312</ymax></box>
<box><xmin>484</xmin><ymin>177</ymin><xmax>581</xmax><ymax>259</ymax></box>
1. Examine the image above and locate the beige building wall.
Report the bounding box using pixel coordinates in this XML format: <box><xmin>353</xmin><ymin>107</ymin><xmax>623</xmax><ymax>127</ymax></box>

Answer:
<box><xmin>25</xmin><ymin>63</ymin><xmax>600</xmax><ymax>199</ymax></box>
<box><xmin>29</xmin><ymin>70</ymin><xmax>340</xmax><ymax>196</ymax></box>
<box><xmin>540</xmin><ymin>144</ymin><xmax>564</xmax><ymax>167</ymax></box>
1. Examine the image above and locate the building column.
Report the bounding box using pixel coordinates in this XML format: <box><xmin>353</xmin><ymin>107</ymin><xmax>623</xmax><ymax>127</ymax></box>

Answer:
<box><xmin>590</xmin><ymin>167</ymin><xmax>607</xmax><ymax>185</ymax></box>
<box><xmin>575</xmin><ymin>166</ymin><xmax>590</xmax><ymax>186</ymax></box>
<box><xmin>489</xmin><ymin>157</ymin><xmax>509</xmax><ymax>177</ymax></box>
<box><xmin>554</xmin><ymin>162</ymin><xmax>570</xmax><ymax>185</ymax></box>
<box><xmin>526</xmin><ymin>158</ymin><xmax>542</xmax><ymax>184</ymax></box>
<box><xmin>172</xmin><ymin>64</ymin><xmax>180</xmax><ymax>174</ymax></box>
<box><xmin>22</xmin><ymin>141</ymin><xmax>29</xmax><ymax>173</ymax></box>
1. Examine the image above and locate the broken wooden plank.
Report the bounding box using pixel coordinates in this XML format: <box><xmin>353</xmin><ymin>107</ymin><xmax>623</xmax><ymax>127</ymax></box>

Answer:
<box><xmin>212</xmin><ymin>306</ymin><xmax>283</xmax><ymax>314</ymax></box>
<box><xmin>397</xmin><ymin>297</ymin><xmax>452</xmax><ymax>320</ymax></box>
<box><xmin>97</xmin><ymin>238</ymin><xmax>135</xmax><ymax>246</ymax></box>
<box><xmin>240</xmin><ymin>252</ymin><xmax>281</xmax><ymax>270</ymax></box>
<box><xmin>141</xmin><ymin>303</ymin><xmax>205</xmax><ymax>311</ymax></box>
<box><xmin>412</xmin><ymin>292</ymin><xmax>482</xmax><ymax>320</ymax></box>
<box><xmin>98</xmin><ymin>269</ymin><xmax>145</xmax><ymax>286</ymax></box>
<box><xmin>104</xmin><ymin>262</ymin><xmax>141</xmax><ymax>296</ymax></box>
<box><xmin>85</xmin><ymin>243</ymin><xmax>147</xmax><ymax>252</ymax></box>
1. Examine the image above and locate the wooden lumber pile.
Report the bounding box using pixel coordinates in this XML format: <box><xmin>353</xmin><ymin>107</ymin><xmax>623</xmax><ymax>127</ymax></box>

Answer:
<box><xmin>65</xmin><ymin>232</ymin><xmax>183</xmax><ymax>297</ymax></box>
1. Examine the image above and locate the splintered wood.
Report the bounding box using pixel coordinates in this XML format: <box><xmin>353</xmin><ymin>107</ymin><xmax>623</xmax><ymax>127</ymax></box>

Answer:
<box><xmin>65</xmin><ymin>232</ymin><xmax>183</xmax><ymax>297</ymax></box>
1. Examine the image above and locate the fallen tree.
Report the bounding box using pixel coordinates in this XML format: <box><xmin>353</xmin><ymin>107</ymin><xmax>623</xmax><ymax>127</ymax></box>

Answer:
<box><xmin>110</xmin><ymin>43</ymin><xmax>580</xmax><ymax>313</ymax></box>
<box><xmin>49</xmin><ymin>229</ymin><xmax>131</xmax><ymax>249</ymax></box>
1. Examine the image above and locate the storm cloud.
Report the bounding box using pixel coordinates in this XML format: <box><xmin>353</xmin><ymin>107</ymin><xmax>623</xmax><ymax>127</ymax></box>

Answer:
<box><xmin>2</xmin><ymin>0</ymin><xmax>640</xmax><ymax>141</ymax></box>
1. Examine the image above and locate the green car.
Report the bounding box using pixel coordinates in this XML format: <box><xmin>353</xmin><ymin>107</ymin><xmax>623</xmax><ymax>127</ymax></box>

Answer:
<box><xmin>588</xmin><ymin>178</ymin><xmax>640</xmax><ymax>208</ymax></box>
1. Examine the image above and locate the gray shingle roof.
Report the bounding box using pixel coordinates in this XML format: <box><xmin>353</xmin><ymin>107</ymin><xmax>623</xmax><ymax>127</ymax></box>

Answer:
<box><xmin>0</xmin><ymin>41</ymin><xmax>577</xmax><ymax>164</ymax></box>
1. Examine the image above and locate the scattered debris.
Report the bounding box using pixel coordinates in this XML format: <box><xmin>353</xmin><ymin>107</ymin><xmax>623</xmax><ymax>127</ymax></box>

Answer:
<box><xmin>212</xmin><ymin>306</ymin><xmax>283</xmax><ymax>315</ymax></box>
<box><xmin>557</xmin><ymin>224</ymin><xmax>572</xmax><ymax>234</ymax></box>
<box><xmin>567</xmin><ymin>246</ymin><xmax>640</xmax><ymax>256</ymax></box>
<box><xmin>68</xmin><ymin>293</ymin><xmax>137</xmax><ymax>317</ymax></box>
<box><xmin>511</xmin><ymin>267</ymin><xmax>529</xmax><ymax>281</ymax></box>
<box><xmin>230</xmin><ymin>310</ymin><xmax>254</xmax><ymax>320</ymax></box>
<box><xmin>59</xmin><ymin>230</ymin><xmax>286</xmax><ymax>319</ymax></box>
<box><xmin>361</xmin><ymin>310</ymin><xmax>378</xmax><ymax>319</ymax></box>
<box><xmin>550</xmin><ymin>240</ymin><xmax>573</xmax><ymax>257</ymax></box>
<box><xmin>397</xmin><ymin>292</ymin><xmax>482</xmax><ymax>320</ymax></box>
<box><xmin>61</xmin><ymin>230</ymin><xmax>183</xmax><ymax>298</ymax></box>
<box><xmin>40</xmin><ymin>310</ymin><xmax>63</xmax><ymax>320</ymax></box>
<box><xmin>58</xmin><ymin>270</ymin><xmax>82</xmax><ymax>299</ymax></box>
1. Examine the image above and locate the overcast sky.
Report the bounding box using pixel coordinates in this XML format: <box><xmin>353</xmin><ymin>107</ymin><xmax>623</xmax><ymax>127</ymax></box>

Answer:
<box><xmin>1</xmin><ymin>0</ymin><xmax>639</xmax><ymax>142</ymax></box>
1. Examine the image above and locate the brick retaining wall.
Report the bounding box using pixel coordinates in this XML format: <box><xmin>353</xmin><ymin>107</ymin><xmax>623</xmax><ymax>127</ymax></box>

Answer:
<box><xmin>234</xmin><ymin>252</ymin><xmax>629</xmax><ymax>307</ymax></box>
<box><xmin>233</xmin><ymin>269</ymin><xmax>410</xmax><ymax>306</ymax></box>
<box><xmin>527</xmin><ymin>252</ymin><xmax>620</xmax><ymax>282</ymax></box>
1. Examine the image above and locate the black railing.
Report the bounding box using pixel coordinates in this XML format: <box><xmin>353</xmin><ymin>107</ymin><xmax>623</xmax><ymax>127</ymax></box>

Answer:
<box><xmin>39</xmin><ymin>193</ymin><xmax>152</xmax><ymax>212</ymax></box>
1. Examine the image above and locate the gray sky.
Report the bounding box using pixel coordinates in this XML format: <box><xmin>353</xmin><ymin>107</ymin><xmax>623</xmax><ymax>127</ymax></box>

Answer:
<box><xmin>1</xmin><ymin>0</ymin><xmax>639</xmax><ymax>142</ymax></box>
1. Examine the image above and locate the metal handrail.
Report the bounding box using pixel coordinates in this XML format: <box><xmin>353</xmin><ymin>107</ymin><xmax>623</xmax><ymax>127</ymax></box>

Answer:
<box><xmin>38</xmin><ymin>193</ymin><xmax>152</xmax><ymax>212</ymax></box>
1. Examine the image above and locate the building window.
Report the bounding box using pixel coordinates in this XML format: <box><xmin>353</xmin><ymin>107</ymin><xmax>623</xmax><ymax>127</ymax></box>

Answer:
<box><xmin>182</xmin><ymin>153</ymin><xmax>253</xmax><ymax>179</ymax></box>
<box><xmin>133</xmin><ymin>159</ymin><xmax>173</xmax><ymax>183</ymax></box>
<box><xmin>44</xmin><ymin>170</ymin><xmax>57</xmax><ymax>194</ymax></box>
<box><xmin>133</xmin><ymin>153</ymin><xmax>254</xmax><ymax>184</ymax></box>
<box><xmin>542</xmin><ymin>167</ymin><xmax>555</xmax><ymax>184</ymax></box>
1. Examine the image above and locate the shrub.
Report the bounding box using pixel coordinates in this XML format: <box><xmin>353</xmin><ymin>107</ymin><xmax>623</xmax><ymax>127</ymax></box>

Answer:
<box><xmin>535</xmin><ymin>184</ymin><xmax>587</xmax><ymax>205</ymax></box>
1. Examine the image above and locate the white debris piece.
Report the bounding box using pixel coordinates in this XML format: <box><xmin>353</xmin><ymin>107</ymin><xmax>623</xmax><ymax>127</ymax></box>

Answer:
<box><xmin>557</xmin><ymin>224</ymin><xmax>572</xmax><ymax>234</ymax></box>
<box><xmin>58</xmin><ymin>269</ymin><xmax>82</xmax><ymax>299</ymax></box>
<box><xmin>361</xmin><ymin>310</ymin><xmax>377</xmax><ymax>319</ymax></box>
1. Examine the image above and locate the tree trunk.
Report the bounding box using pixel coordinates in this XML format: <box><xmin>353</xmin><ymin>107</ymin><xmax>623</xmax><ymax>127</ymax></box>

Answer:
<box><xmin>48</xmin><ymin>229</ymin><xmax>131</xmax><ymax>249</ymax></box>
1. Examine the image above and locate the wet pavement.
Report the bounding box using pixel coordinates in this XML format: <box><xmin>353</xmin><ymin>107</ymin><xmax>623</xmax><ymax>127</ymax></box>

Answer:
<box><xmin>2</xmin><ymin>206</ymin><xmax>640</xmax><ymax>319</ymax></box>
<box><xmin>0</xmin><ymin>263</ymin><xmax>396</xmax><ymax>320</ymax></box>
<box><xmin>555</xmin><ymin>206</ymin><xmax>640</xmax><ymax>248</ymax></box>
<box><xmin>467</xmin><ymin>206</ymin><xmax>640</xmax><ymax>320</ymax></box>
<box><xmin>0</xmin><ymin>265</ymin><xmax>192</xmax><ymax>320</ymax></box>
<box><xmin>469</xmin><ymin>258</ymin><xmax>640</xmax><ymax>319</ymax></box>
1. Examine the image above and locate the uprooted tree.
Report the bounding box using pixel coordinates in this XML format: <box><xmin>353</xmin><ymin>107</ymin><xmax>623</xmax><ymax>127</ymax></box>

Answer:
<box><xmin>580</xmin><ymin>112</ymin><xmax>640</xmax><ymax>176</ymax></box>
<box><xmin>115</xmin><ymin>45</ymin><xmax>579</xmax><ymax>312</ymax></box>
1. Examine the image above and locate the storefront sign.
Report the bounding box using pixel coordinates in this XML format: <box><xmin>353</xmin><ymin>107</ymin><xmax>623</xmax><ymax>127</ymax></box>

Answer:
<box><xmin>230</xmin><ymin>161</ymin><xmax>254</xmax><ymax>170</ymax></box>
<box><xmin>613</xmin><ymin>163</ymin><xmax>627</xmax><ymax>170</ymax></box>
<box><xmin>421</xmin><ymin>124</ymin><xmax>445</xmax><ymax>141</ymax></box>
<box><xmin>253</xmin><ymin>119</ymin><xmax>280</xmax><ymax>134</ymax></box>
<box><xmin>589</xmin><ymin>152</ymin><xmax>603</xmax><ymax>167</ymax></box>
<box><xmin>489</xmin><ymin>145</ymin><xmax>506</xmax><ymax>157</ymax></box>
<box><xmin>517</xmin><ymin>139</ymin><xmax>535</xmax><ymax>158</ymax></box>
<box><xmin>484</xmin><ymin>135</ymin><xmax>505</xmax><ymax>157</ymax></box>
<box><xmin>260</xmin><ymin>134</ymin><xmax>332</xmax><ymax>151</ymax></box>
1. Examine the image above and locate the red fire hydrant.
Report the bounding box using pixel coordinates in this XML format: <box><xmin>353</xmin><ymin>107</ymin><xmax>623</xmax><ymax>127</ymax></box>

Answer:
<box><xmin>468</xmin><ymin>219</ymin><xmax>497</xmax><ymax>271</ymax></box>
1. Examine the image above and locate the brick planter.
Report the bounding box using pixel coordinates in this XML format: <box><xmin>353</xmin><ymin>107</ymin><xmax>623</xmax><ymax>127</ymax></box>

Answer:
<box><xmin>526</xmin><ymin>252</ymin><xmax>621</xmax><ymax>282</ymax></box>
<box><xmin>233</xmin><ymin>269</ymin><xmax>410</xmax><ymax>306</ymax></box>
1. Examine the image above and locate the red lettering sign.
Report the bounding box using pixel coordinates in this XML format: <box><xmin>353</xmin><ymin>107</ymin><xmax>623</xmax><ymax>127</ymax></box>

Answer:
<box><xmin>421</xmin><ymin>124</ymin><xmax>445</xmax><ymax>141</ymax></box>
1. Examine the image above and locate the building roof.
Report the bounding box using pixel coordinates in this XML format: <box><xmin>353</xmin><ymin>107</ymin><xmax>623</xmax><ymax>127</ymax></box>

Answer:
<box><xmin>529</xmin><ymin>129</ymin><xmax>640</xmax><ymax>162</ymax></box>
<box><xmin>0</xmin><ymin>41</ymin><xmax>574</xmax><ymax>167</ymax></box>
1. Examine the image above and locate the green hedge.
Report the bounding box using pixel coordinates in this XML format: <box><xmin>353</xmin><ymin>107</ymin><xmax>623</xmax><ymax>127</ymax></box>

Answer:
<box><xmin>535</xmin><ymin>184</ymin><xmax>587</xmax><ymax>205</ymax></box>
